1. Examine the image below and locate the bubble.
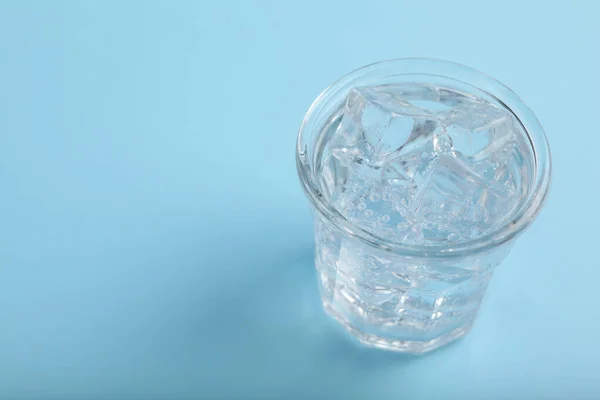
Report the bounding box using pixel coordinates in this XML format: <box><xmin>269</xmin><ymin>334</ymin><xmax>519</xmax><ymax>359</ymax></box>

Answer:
<box><xmin>369</xmin><ymin>192</ymin><xmax>381</xmax><ymax>202</ymax></box>
<box><xmin>397</xmin><ymin>222</ymin><xmax>409</xmax><ymax>231</ymax></box>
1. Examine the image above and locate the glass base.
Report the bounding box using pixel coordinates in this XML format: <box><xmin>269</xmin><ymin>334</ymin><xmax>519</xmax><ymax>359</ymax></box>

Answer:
<box><xmin>323</xmin><ymin>300</ymin><xmax>473</xmax><ymax>354</ymax></box>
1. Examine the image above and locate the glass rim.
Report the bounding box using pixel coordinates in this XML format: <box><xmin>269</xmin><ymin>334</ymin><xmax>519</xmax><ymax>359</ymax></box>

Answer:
<box><xmin>296</xmin><ymin>58</ymin><xmax>552</xmax><ymax>259</ymax></box>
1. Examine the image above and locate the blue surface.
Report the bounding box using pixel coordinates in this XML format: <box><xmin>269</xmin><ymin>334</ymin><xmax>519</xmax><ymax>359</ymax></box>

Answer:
<box><xmin>0</xmin><ymin>1</ymin><xmax>598</xmax><ymax>398</ymax></box>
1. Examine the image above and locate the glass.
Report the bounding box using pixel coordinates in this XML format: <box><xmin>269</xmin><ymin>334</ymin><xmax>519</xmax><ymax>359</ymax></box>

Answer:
<box><xmin>296</xmin><ymin>59</ymin><xmax>552</xmax><ymax>354</ymax></box>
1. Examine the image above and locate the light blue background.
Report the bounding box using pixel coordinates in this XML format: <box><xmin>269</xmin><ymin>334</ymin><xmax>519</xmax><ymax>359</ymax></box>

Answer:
<box><xmin>0</xmin><ymin>1</ymin><xmax>597</xmax><ymax>399</ymax></box>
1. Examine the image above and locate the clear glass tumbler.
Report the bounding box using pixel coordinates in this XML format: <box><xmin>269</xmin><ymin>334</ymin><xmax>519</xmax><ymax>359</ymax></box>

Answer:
<box><xmin>296</xmin><ymin>59</ymin><xmax>551</xmax><ymax>354</ymax></box>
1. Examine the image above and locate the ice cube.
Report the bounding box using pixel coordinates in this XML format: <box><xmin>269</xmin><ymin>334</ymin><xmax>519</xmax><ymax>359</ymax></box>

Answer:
<box><xmin>410</xmin><ymin>157</ymin><xmax>470</xmax><ymax>219</ymax></box>
<box><xmin>352</xmin><ymin>85</ymin><xmax>437</xmax><ymax>117</ymax></box>
<box><xmin>380</xmin><ymin>118</ymin><xmax>451</xmax><ymax>202</ymax></box>
<box><xmin>410</xmin><ymin>156</ymin><xmax>517</xmax><ymax>239</ymax></box>
<box><xmin>438</xmin><ymin>87</ymin><xmax>485</xmax><ymax>108</ymax></box>
<box><xmin>340</xmin><ymin>87</ymin><xmax>450</xmax><ymax>164</ymax></box>
<box><xmin>445</xmin><ymin>102</ymin><xmax>516</xmax><ymax>161</ymax></box>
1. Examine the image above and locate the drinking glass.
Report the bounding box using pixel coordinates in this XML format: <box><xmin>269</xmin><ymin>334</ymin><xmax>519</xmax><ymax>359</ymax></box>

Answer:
<box><xmin>296</xmin><ymin>59</ymin><xmax>552</xmax><ymax>354</ymax></box>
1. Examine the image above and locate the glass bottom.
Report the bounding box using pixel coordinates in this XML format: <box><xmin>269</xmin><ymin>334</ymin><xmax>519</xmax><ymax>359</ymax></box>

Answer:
<box><xmin>323</xmin><ymin>300</ymin><xmax>473</xmax><ymax>354</ymax></box>
<box><xmin>313</xmin><ymin>215</ymin><xmax>503</xmax><ymax>354</ymax></box>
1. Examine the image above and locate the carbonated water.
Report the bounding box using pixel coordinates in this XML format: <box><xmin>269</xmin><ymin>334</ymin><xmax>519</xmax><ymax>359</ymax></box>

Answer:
<box><xmin>313</xmin><ymin>82</ymin><xmax>533</xmax><ymax>352</ymax></box>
